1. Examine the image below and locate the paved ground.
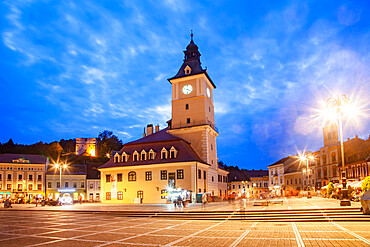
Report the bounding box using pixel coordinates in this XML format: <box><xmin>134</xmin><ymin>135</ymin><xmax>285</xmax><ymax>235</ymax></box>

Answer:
<box><xmin>0</xmin><ymin>210</ymin><xmax>369</xmax><ymax>247</ymax></box>
<box><xmin>1</xmin><ymin>197</ymin><xmax>362</xmax><ymax>212</ymax></box>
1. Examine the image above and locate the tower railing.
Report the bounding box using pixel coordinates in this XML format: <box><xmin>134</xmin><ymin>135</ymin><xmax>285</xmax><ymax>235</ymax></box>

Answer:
<box><xmin>171</xmin><ymin>119</ymin><xmax>219</xmax><ymax>133</ymax></box>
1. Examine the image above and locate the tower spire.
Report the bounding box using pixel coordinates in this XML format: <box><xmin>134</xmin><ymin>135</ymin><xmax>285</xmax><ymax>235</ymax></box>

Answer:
<box><xmin>190</xmin><ymin>30</ymin><xmax>193</xmax><ymax>43</ymax></box>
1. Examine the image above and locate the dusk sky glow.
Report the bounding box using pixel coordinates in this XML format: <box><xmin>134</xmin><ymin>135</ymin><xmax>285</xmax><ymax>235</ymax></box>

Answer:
<box><xmin>1</xmin><ymin>0</ymin><xmax>369</xmax><ymax>169</ymax></box>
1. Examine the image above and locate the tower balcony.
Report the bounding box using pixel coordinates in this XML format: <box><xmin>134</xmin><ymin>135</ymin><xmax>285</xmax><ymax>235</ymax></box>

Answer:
<box><xmin>171</xmin><ymin>119</ymin><xmax>219</xmax><ymax>133</ymax></box>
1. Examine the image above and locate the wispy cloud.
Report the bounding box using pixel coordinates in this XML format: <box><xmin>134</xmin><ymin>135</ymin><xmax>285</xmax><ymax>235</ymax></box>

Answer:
<box><xmin>1</xmin><ymin>0</ymin><xmax>369</xmax><ymax>168</ymax></box>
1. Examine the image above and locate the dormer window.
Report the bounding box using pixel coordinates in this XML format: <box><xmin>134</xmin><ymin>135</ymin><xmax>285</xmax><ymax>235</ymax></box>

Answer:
<box><xmin>184</xmin><ymin>65</ymin><xmax>191</xmax><ymax>75</ymax></box>
<box><xmin>141</xmin><ymin>150</ymin><xmax>147</xmax><ymax>161</ymax></box>
<box><xmin>133</xmin><ymin>151</ymin><xmax>139</xmax><ymax>162</ymax></box>
<box><xmin>148</xmin><ymin>149</ymin><xmax>156</xmax><ymax>160</ymax></box>
<box><xmin>161</xmin><ymin>147</ymin><xmax>168</xmax><ymax>159</ymax></box>
<box><xmin>169</xmin><ymin>146</ymin><xmax>178</xmax><ymax>159</ymax></box>
<box><xmin>114</xmin><ymin>153</ymin><xmax>120</xmax><ymax>163</ymax></box>
<box><xmin>122</xmin><ymin>152</ymin><xmax>129</xmax><ymax>163</ymax></box>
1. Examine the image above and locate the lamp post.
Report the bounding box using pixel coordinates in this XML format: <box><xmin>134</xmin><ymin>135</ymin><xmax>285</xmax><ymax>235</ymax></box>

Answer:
<box><xmin>299</xmin><ymin>153</ymin><xmax>314</xmax><ymax>198</ymax></box>
<box><xmin>326</xmin><ymin>95</ymin><xmax>351</xmax><ymax>190</ymax></box>
<box><xmin>55</xmin><ymin>163</ymin><xmax>68</xmax><ymax>192</ymax></box>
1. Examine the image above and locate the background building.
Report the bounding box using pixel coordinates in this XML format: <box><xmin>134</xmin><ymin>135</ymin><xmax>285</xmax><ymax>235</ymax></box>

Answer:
<box><xmin>0</xmin><ymin>154</ymin><xmax>48</xmax><ymax>202</ymax></box>
<box><xmin>46</xmin><ymin>164</ymin><xmax>86</xmax><ymax>202</ymax></box>
<box><xmin>268</xmin><ymin>158</ymin><xmax>288</xmax><ymax>196</ymax></box>
<box><xmin>228</xmin><ymin>169</ymin><xmax>269</xmax><ymax>198</ymax></box>
<box><xmin>76</xmin><ymin>138</ymin><xmax>96</xmax><ymax>156</ymax></box>
<box><xmin>86</xmin><ymin>162</ymin><xmax>102</xmax><ymax>202</ymax></box>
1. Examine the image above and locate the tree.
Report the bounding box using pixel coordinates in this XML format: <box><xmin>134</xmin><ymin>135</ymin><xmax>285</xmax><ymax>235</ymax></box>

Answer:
<box><xmin>59</xmin><ymin>139</ymin><xmax>76</xmax><ymax>153</ymax></box>
<box><xmin>327</xmin><ymin>182</ymin><xmax>334</xmax><ymax>195</ymax></box>
<box><xmin>97</xmin><ymin>130</ymin><xmax>123</xmax><ymax>158</ymax></box>
<box><xmin>46</xmin><ymin>142</ymin><xmax>64</xmax><ymax>160</ymax></box>
<box><xmin>362</xmin><ymin>176</ymin><xmax>370</xmax><ymax>192</ymax></box>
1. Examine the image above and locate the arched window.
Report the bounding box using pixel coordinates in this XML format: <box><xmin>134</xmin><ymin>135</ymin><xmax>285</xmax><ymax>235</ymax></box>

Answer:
<box><xmin>114</xmin><ymin>156</ymin><xmax>119</xmax><ymax>163</ymax></box>
<box><xmin>128</xmin><ymin>171</ymin><xmax>136</xmax><ymax>181</ymax></box>
<box><xmin>331</xmin><ymin>153</ymin><xmax>336</xmax><ymax>163</ymax></box>
<box><xmin>185</xmin><ymin>104</ymin><xmax>189</xmax><ymax>110</ymax></box>
<box><xmin>322</xmin><ymin>155</ymin><xmax>327</xmax><ymax>165</ymax></box>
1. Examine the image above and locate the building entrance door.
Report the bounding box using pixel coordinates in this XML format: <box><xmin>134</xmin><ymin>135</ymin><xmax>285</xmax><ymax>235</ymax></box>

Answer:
<box><xmin>168</xmin><ymin>173</ymin><xmax>175</xmax><ymax>188</ymax></box>
<box><xmin>137</xmin><ymin>190</ymin><xmax>143</xmax><ymax>203</ymax></box>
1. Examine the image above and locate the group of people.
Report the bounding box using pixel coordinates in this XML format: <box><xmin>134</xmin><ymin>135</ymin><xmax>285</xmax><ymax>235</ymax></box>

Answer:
<box><xmin>173</xmin><ymin>194</ymin><xmax>187</xmax><ymax>207</ymax></box>
<box><xmin>3</xmin><ymin>199</ymin><xmax>12</xmax><ymax>208</ymax></box>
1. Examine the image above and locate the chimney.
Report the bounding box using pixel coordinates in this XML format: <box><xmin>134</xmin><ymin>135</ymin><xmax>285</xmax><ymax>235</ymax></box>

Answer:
<box><xmin>143</xmin><ymin>128</ymin><xmax>146</xmax><ymax>138</ymax></box>
<box><xmin>147</xmin><ymin>124</ymin><xmax>153</xmax><ymax>135</ymax></box>
<box><xmin>347</xmin><ymin>138</ymin><xmax>350</xmax><ymax>141</ymax></box>
<box><xmin>155</xmin><ymin>125</ymin><xmax>160</xmax><ymax>133</ymax></box>
<box><xmin>355</xmin><ymin>135</ymin><xmax>358</xmax><ymax>138</ymax></box>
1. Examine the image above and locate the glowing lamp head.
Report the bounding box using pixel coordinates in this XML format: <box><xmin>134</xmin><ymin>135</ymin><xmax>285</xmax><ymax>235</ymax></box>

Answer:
<box><xmin>63</xmin><ymin>164</ymin><xmax>68</xmax><ymax>169</ymax></box>
<box><xmin>55</xmin><ymin>163</ymin><xmax>60</xmax><ymax>169</ymax></box>
<box><xmin>89</xmin><ymin>148</ymin><xmax>96</xmax><ymax>157</ymax></box>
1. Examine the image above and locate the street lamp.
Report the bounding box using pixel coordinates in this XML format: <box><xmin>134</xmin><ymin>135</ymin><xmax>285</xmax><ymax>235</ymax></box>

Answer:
<box><xmin>55</xmin><ymin>163</ymin><xmax>68</xmax><ymax>191</ymax></box>
<box><xmin>299</xmin><ymin>153</ymin><xmax>315</xmax><ymax>198</ymax></box>
<box><xmin>326</xmin><ymin>95</ymin><xmax>352</xmax><ymax>192</ymax></box>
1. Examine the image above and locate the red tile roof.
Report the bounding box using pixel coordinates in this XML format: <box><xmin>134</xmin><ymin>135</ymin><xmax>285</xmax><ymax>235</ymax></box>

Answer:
<box><xmin>0</xmin><ymin>153</ymin><xmax>48</xmax><ymax>164</ymax></box>
<box><xmin>99</xmin><ymin>128</ymin><xmax>205</xmax><ymax>169</ymax></box>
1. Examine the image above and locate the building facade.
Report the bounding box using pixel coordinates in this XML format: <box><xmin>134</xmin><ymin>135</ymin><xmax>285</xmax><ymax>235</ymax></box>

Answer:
<box><xmin>0</xmin><ymin>154</ymin><xmax>48</xmax><ymax>202</ymax></box>
<box><xmin>76</xmin><ymin>138</ymin><xmax>96</xmax><ymax>156</ymax></box>
<box><xmin>267</xmin><ymin>158</ymin><xmax>287</xmax><ymax>196</ymax></box>
<box><xmin>99</xmin><ymin>35</ymin><xmax>228</xmax><ymax>203</ymax></box>
<box><xmin>86</xmin><ymin>163</ymin><xmax>101</xmax><ymax>202</ymax></box>
<box><xmin>46</xmin><ymin>164</ymin><xmax>86</xmax><ymax>202</ymax></box>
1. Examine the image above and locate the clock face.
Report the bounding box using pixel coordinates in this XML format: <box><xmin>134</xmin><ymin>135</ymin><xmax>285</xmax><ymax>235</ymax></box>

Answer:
<box><xmin>206</xmin><ymin>88</ymin><xmax>211</xmax><ymax>97</ymax></box>
<box><xmin>182</xmin><ymin>84</ymin><xmax>193</xmax><ymax>95</ymax></box>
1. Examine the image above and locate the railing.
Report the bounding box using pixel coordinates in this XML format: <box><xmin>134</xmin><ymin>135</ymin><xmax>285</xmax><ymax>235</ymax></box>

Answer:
<box><xmin>171</xmin><ymin>119</ymin><xmax>219</xmax><ymax>133</ymax></box>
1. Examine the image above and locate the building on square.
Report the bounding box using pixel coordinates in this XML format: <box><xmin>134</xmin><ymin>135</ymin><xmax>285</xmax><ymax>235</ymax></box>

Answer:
<box><xmin>0</xmin><ymin>154</ymin><xmax>48</xmax><ymax>202</ymax></box>
<box><xmin>267</xmin><ymin>157</ymin><xmax>288</xmax><ymax>196</ymax></box>
<box><xmin>76</xmin><ymin>138</ymin><xmax>96</xmax><ymax>156</ymax></box>
<box><xmin>46</xmin><ymin>164</ymin><xmax>86</xmax><ymax>202</ymax></box>
<box><xmin>86</xmin><ymin>162</ymin><xmax>101</xmax><ymax>202</ymax></box>
<box><xmin>99</xmin><ymin>34</ymin><xmax>228</xmax><ymax>203</ymax></box>
<box><xmin>228</xmin><ymin>169</ymin><xmax>269</xmax><ymax>198</ymax></box>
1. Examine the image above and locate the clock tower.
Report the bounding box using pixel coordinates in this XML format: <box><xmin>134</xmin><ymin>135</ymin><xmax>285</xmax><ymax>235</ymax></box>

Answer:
<box><xmin>168</xmin><ymin>33</ymin><xmax>218</xmax><ymax>175</ymax></box>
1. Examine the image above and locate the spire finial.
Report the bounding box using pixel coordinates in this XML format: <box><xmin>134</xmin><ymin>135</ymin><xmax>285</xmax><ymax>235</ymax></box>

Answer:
<box><xmin>190</xmin><ymin>30</ymin><xmax>193</xmax><ymax>41</ymax></box>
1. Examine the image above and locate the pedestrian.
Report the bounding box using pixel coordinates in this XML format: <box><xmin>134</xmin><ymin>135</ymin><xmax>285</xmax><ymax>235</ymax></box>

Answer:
<box><xmin>177</xmin><ymin>195</ymin><xmax>183</xmax><ymax>207</ymax></box>
<box><xmin>78</xmin><ymin>195</ymin><xmax>82</xmax><ymax>204</ymax></box>
<box><xmin>202</xmin><ymin>193</ymin><xmax>207</xmax><ymax>209</ymax></box>
<box><xmin>35</xmin><ymin>197</ymin><xmax>38</xmax><ymax>207</ymax></box>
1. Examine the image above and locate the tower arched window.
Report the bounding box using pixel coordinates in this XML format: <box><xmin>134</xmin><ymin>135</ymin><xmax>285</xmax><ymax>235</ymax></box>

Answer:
<box><xmin>185</xmin><ymin>104</ymin><xmax>189</xmax><ymax>110</ymax></box>
<box><xmin>331</xmin><ymin>152</ymin><xmax>336</xmax><ymax>163</ymax></box>
<box><xmin>128</xmin><ymin>171</ymin><xmax>136</xmax><ymax>181</ymax></box>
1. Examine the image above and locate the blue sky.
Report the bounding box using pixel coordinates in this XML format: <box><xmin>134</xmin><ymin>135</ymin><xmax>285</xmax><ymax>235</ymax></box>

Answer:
<box><xmin>1</xmin><ymin>0</ymin><xmax>369</xmax><ymax>169</ymax></box>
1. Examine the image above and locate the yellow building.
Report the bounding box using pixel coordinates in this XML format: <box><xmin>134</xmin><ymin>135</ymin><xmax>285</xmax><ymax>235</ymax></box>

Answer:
<box><xmin>99</xmin><ymin>34</ymin><xmax>228</xmax><ymax>203</ymax></box>
<box><xmin>0</xmin><ymin>154</ymin><xmax>48</xmax><ymax>202</ymax></box>
<box><xmin>46</xmin><ymin>164</ymin><xmax>86</xmax><ymax>202</ymax></box>
<box><xmin>228</xmin><ymin>170</ymin><xmax>269</xmax><ymax>198</ymax></box>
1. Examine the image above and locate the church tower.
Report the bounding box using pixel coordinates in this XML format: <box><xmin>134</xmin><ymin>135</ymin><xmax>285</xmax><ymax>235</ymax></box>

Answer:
<box><xmin>323</xmin><ymin>121</ymin><xmax>339</xmax><ymax>147</ymax></box>
<box><xmin>167</xmin><ymin>33</ymin><xmax>218</xmax><ymax>172</ymax></box>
